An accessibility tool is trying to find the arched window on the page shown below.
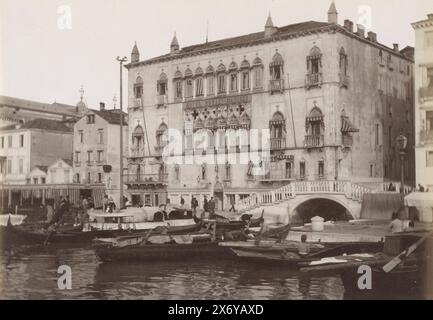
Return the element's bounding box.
[132,125,144,150]
[252,56,263,89]
[173,70,183,100]
[157,72,168,95]
[270,52,284,80]
[195,67,204,97]
[228,61,238,93]
[269,111,286,150]
[206,65,215,96]
[156,122,168,149]
[134,76,143,98]
[240,59,250,91]
[184,67,193,98]
[339,47,347,76]
[306,46,322,88]
[305,105,324,148]
[217,63,226,94]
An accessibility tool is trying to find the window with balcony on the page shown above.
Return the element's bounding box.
[252,56,263,90]
[270,111,286,150]
[305,106,324,148]
[306,46,322,88]
[270,52,284,93]
[134,76,143,98]
[341,112,359,147]
[131,125,144,156]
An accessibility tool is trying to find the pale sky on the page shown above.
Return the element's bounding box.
[1,0,432,109]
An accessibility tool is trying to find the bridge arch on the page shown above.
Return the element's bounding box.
[288,194,356,224]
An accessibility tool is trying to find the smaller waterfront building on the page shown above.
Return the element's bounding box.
[0,118,74,185]
[72,102,128,207]
[27,159,74,185]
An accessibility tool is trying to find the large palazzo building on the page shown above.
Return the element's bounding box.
[124,3,415,213]
[412,14,433,190]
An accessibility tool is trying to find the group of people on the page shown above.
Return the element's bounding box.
[45,196,72,227]
[389,210,415,234]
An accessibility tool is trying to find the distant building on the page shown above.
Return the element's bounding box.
[0,95,86,128]
[124,2,415,212]
[26,159,73,185]
[412,13,433,189]
[72,102,128,205]
[0,118,73,185]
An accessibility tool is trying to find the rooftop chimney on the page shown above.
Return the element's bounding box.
[356,24,365,38]
[343,19,353,32]
[99,102,105,111]
[367,31,377,42]
[393,43,399,52]
[428,13,433,20]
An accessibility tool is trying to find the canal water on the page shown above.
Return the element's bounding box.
[0,245,345,300]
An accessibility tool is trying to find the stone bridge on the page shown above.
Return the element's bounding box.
[236,180,412,224]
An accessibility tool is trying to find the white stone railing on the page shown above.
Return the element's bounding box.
[236,180,378,213]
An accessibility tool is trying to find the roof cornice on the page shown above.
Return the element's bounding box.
[126,23,413,70]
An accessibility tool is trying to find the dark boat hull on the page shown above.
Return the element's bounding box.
[94,241,228,262]
[230,242,384,267]
[1,222,203,247]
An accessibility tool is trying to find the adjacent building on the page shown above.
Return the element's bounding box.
[27,159,74,185]
[72,102,128,205]
[124,3,415,212]
[0,95,86,128]
[412,14,433,190]
[0,118,73,185]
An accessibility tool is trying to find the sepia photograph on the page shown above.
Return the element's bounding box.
[0,0,433,303]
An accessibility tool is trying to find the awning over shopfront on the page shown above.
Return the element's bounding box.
[405,192,433,222]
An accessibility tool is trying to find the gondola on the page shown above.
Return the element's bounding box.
[228,241,384,266]
[192,212,264,231]
[299,231,433,299]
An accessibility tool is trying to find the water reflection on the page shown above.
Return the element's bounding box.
[0,246,344,300]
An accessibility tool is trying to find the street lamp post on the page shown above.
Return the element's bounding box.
[396,131,408,205]
[116,56,127,210]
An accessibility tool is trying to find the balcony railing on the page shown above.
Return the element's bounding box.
[420,130,433,144]
[125,173,168,184]
[270,138,286,150]
[304,135,324,148]
[306,73,322,89]
[156,94,168,106]
[339,73,349,88]
[342,134,353,147]
[269,79,284,94]
[129,147,145,158]
[419,86,433,100]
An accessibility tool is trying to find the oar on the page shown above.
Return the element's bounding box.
[382,230,433,273]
